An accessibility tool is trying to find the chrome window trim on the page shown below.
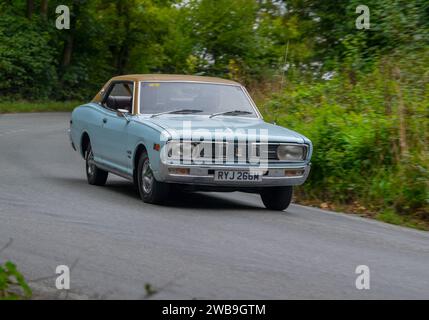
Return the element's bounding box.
[241,85,263,119]
[137,80,262,119]
[100,80,136,114]
[131,80,136,114]
[135,80,140,116]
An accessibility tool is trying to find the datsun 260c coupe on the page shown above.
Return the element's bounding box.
[69,75,312,210]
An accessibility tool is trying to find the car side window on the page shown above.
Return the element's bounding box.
[103,82,134,113]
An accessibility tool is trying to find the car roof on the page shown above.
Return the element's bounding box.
[111,74,240,85]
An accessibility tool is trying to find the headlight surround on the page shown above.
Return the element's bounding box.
[167,141,183,159]
[167,141,201,160]
[276,144,306,161]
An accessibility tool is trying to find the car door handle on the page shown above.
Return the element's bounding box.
[102,118,107,124]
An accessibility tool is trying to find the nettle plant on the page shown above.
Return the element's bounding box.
[0,261,32,300]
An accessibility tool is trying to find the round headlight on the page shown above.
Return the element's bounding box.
[168,141,200,160]
[277,145,305,161]
[167,142,183,159]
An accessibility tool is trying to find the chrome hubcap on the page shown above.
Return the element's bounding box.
[87,149,95,176]
[142,159,154,194]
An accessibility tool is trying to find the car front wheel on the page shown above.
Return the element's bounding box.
[137,152,169,204]
[85,143,108,186]
[260,186,293,211]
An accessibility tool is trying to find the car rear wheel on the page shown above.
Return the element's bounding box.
[85,143,108,186]
[260,186,293,211]
[137,152,169,204]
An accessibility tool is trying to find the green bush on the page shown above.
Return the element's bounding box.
[0,15,57,100]
[263,51,429,225]
[0,261,32,300]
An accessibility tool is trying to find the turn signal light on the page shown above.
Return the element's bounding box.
[168,168,190,175]
[284,169,305,177]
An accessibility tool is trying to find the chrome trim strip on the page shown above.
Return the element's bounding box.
[169,174,213,178]
[159,164,311,187]
[242,85,263,119]
[130,80,135,115]
[137,81,140,114]
[164,164,307,170]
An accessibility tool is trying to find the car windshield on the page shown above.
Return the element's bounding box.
[139,82,257,117]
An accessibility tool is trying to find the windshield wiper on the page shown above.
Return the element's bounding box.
[209,110,252,118]
[151,109,203,118]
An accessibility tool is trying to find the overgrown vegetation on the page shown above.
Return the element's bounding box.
[262,51,429,229]
[0,0,428,228]
[0,101,79,113]
[0,261,32,300]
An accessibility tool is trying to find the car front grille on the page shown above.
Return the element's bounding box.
[179,141,307,164]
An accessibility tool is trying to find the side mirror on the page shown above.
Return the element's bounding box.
[117,108,129,116]
[117,109,131,122]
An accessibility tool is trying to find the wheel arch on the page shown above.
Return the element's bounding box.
[80,131,90,159]
[133,143,148,184]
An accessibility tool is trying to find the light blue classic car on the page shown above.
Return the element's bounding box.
[69,74,312,210]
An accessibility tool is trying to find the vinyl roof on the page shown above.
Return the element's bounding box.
[111,74,240,85]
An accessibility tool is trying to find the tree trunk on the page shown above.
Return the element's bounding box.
[26,0,34,19]
[61,2,80,68]
[41,0,49,20]
[62,35,74,67]
[113,0,130,75]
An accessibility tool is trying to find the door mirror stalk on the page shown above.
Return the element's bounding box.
[117,109,131,122]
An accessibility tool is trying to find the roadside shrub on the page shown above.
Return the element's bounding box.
[0,261,32,300]
[262,52,429,223]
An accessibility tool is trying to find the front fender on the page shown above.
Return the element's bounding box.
[129,121,168,181]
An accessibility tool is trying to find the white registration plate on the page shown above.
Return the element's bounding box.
[214,170,262,182]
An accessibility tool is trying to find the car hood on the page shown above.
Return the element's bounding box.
[136,115,307,143]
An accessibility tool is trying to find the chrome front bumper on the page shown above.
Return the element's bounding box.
[157,163,311,187]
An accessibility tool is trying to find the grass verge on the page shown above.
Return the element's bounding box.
[295,196,429,231]
[0,101,80,114]
[0,261,32,300]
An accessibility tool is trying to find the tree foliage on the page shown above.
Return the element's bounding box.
[1,0,426,99]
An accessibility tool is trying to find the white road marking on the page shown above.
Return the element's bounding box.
[0,129,27,137]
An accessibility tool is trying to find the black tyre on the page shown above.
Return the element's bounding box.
[137,151,169,204]
[260,186,293,211]
[85,143,108,186]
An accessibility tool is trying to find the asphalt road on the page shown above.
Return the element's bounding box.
[0,112,428,299]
